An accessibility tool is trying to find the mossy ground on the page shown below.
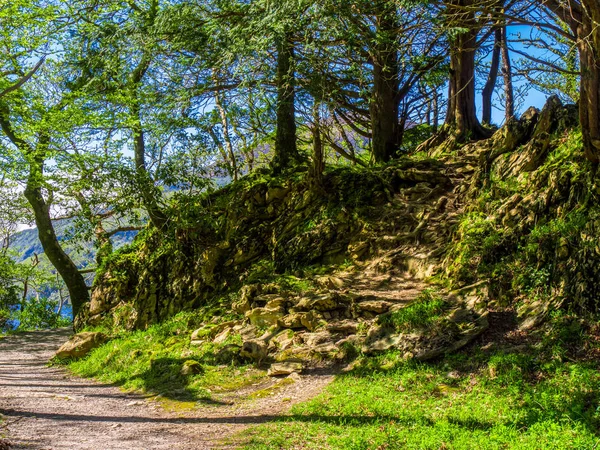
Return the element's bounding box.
[63,311,267,404]
[236,313,600,450]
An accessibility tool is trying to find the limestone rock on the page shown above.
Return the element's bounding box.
[358,300,391,314]
[266,185,291,203]
[240,339,268,362]
[54,332,108,360]
[180,360,203,376]
[245,307,284,328]
[215,344,242,364]
[267,360,304,377]
[191,321,237,342]
[312,343,338,355]
[213,327,233,344]
[316,276,346,289]
[303,331,333,348]
[269,329,295,352]
[264,296,288,310]
[232,298,252,314]
[363,333,404,354]
[327,320,358,334]
[296,293,345,312]
[300,311,323,331]
[278,313,304,329]
[278,311,322,331]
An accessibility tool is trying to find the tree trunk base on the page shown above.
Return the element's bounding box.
[416,124,492,157]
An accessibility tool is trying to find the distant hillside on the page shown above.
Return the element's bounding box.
[10,220,138,267]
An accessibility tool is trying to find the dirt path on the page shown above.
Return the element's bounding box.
[0,329,333,450]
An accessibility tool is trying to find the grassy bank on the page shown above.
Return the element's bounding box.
[238,313,600,450]
[63,311,267,405]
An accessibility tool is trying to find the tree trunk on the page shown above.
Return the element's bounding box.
[577,6,600,163]
[272,32,300,173]
[433,92,439,132]
[544,0,600,163]
[132,100,168,230]
[24,154,89,317]
[482,28,501,125]
[213,74,238,181]
[0,104,90,318]
[310,105,325,188]
[500,25,514,122]
[444,0,487,141]
[371,5,400,163]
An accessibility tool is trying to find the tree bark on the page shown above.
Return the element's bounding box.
[213,75,238,181]
[310,105,325,188]
[132,100,168,230]
[0,104,90,317]
[24,154,90,317]
[577,4,600,163]
[544,0,600,163]
[500,25,514,122]
[272,32,300,173]
[433,92,440,132]
[444,0,487,141]
[482,28,501,125]
[371,4,400,163]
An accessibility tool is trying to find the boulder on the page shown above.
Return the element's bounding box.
[358,300,391,314]
[180,360,203,376]
[267,360,304,377]
[278,311,324,331]
[245,307,284,328]
[54,332,108,360]
[240,339,268,362]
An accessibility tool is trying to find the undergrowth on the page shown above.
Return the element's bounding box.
[238,313,600,450]
[446,129,600,311]
[63,310,265,404]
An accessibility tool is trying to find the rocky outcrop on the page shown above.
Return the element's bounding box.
[186,278,489,369]
[79,158,456,331]
[444,96,599,325]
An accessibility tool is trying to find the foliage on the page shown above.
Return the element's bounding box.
[446,129,600,310]
[14,297,70,330]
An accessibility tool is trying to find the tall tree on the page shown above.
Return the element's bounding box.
[443,0,488,141]
[542,0,600,164]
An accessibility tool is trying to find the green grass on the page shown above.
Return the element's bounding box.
[238,337,600,450]
[62,311,266,404]
[378,290,449,330]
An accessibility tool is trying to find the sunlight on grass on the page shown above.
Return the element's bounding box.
[239,347,600,450]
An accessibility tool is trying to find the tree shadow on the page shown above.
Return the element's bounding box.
[127,357,232,405]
